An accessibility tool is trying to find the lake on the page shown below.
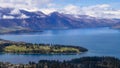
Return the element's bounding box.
[0,28,120,64]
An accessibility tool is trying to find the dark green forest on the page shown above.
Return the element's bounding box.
[0,56,120,68]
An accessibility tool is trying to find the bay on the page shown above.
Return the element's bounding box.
[0,28,120,64]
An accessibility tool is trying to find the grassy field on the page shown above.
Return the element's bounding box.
[0,39,87,54]
[4,45,81,54]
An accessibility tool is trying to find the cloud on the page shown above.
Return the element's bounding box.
[81,4,111,17]
[61,4,120,19]
[62,4,80,14]
[0,0,120,19]
[81,4,120,19]
[0,0,52,10]
[47,3,57,7]
[0,0,58,14]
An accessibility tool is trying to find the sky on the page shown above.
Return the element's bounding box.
[0,0,120,18]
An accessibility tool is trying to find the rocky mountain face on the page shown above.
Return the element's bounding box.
[0,7,120,33]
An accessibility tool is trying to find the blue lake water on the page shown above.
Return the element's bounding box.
[0,28,120,64]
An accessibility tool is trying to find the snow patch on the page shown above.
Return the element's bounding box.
[3,15,15,19]
[10,9,21,14]
[20,14,29,18]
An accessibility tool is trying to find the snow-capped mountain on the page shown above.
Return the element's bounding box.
[0,7,46,19]
[0,7,120,33]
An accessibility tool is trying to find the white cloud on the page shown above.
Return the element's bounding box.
[0,0,120,19]
[62,4,80,14]
[80,4,111,17]
[0,0,52,10]
[61,4,120,19]
[47,3,56,7]
[81,4,120,19]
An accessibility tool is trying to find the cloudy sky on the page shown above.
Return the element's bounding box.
[0,0,120,18]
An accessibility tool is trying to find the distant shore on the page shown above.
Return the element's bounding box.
[0,30,43,35]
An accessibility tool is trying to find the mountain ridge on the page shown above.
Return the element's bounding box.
[0,7,120,33]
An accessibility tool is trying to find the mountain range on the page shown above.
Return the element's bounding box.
[0,7,120,33]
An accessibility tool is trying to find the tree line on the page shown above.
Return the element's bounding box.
[0,56,120,68]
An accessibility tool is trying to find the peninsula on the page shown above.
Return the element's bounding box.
[0,39,88,54]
